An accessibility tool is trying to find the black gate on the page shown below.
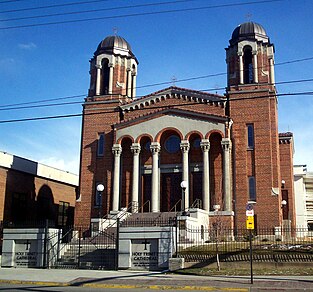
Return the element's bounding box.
[50,222,119,270]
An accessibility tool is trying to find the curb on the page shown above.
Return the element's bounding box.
[0,279,249,291]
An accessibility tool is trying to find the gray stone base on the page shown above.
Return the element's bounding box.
[169,257,184,271]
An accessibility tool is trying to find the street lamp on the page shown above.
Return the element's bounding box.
[180,180,188,216]
[97,183,104,217]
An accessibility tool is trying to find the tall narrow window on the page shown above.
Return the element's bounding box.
[247,124,254,149]
[248,176,256,201]
[101,59,110,95]
[243,46,253,84]
[58,201,69,227]
[97,133,105,156]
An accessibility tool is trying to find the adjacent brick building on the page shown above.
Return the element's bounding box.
[75,22,295,231]
[0,151,78,227]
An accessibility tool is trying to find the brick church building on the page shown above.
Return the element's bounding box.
[75,22,295,231]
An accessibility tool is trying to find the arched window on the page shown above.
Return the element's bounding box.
[101,58,110,94]
[243,46,253,84]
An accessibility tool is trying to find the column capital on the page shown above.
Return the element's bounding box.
[112,144,122,156]
[95,64,102,69]
[200,139,210,152]
[180,140,190,153]
[252,50,258,55]
[131,143,141,155]
[150,142,161,154]
[109,63,114,68]
[221,138,232,151]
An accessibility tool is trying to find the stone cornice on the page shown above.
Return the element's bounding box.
[113,108,228,130]
[120,86,226,112]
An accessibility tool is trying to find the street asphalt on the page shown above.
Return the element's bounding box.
[0,267,312,291]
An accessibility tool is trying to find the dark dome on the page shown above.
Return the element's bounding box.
[230,22,269,44]
[95,35,133,55]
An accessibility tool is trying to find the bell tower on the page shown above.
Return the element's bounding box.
[226,21,275,88]
[226,22,283,229]
[88,35,138,99]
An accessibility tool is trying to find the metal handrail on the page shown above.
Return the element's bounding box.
[190,198,202,209]
[139,200,151,213]
[169,199,182,213]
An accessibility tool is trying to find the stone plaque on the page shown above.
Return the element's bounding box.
[14,239,38,268]
[131,239,158,270]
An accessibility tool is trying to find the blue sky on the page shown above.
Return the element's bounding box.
[0,0,312,174]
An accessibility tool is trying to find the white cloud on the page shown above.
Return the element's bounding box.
[0,58,15,67]
[39,156,79,174]
[18,42,37,50]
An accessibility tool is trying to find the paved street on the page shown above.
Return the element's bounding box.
[0,267,312,291]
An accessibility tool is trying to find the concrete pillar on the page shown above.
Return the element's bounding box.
[132,73,137,98]
[238,53,244,84]
[131,143,141,213]
[108,64,114,94]
[269,58,275,85]
[150,142,161,212]
[96,65,101,95]
[221,138,232,211]
[253,51,258,83]
[112,144,122,212]
[200,139,210,212]
[180,140,190,210]
[127,69,132,97]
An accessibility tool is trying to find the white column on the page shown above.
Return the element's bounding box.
[112,144,122,212]
[221,138,232,211]
[180,140,190,210]
[200,139,210,212]
[96,65,102,95]
[238,53,244,84]
[132,73,137,98]
[108,64,114,94]
[253,51,258,83]
[127,69,132,97]
[131,143,141,213]
[150,142,161,212]
[269,58,275,85]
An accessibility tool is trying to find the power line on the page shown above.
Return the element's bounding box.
[1,74,313,111]
[1,0,200,22]
[0,94,85,109]
[0,0,111,14]
[0,0,283,30]
[0,90,312,124]
[0,0,26,3]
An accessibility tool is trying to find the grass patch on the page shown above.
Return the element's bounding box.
[174,266,313,276]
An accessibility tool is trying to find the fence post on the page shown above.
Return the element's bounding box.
[57,229,61,260]
[115,218,120,270]
[78,227,81,268]
[43,219,49,269]
[175,216,178,258]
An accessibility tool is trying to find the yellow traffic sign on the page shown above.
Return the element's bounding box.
[246,216,254,230]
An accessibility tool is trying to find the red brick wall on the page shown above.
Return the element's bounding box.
[279,137,295,228]
[0,168,7,221]
[0,167,76,224]
[229,89,281,229]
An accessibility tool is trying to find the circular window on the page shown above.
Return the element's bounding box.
[192,138,201,148]
[165,135,180,153]
[144,141,151,151]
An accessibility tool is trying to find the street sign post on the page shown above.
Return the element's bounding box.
[246,203,255,285]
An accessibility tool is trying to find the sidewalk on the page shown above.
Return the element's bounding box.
[0,267,312,291]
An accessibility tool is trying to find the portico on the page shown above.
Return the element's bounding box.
[111,107,232,214]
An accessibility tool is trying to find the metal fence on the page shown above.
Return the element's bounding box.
[177,226,313,263]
